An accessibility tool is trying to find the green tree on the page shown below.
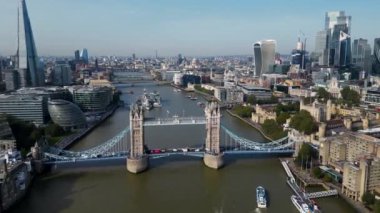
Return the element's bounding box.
[276,112,290,125]
[340,87,361,107]
[362,191,376,206]
[247,95,257,105]
[232,105,254,118]
[262,119,287,140]
[316,87,330,102]
[312,167,323,178]
[45,123,65,137]
[374,200,380,213]
[295,143,316,167]
[323,174,332,182]
[289,110,317,135]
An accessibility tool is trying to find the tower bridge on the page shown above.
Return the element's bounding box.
[38,102,295,174]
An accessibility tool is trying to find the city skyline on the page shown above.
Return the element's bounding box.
[0,0,379,57]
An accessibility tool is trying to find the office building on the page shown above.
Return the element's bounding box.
[315,30,329,65]
[52,61,72,86]
[322,11,352,67]
[80,49,89,64]
[71,86,113,112]
[16,0,44,87]
[48,100,86,130]
[13,87,72,101]
[352,38,372,72]
[338,31,352,67]
[291,39,308,69]
[74,50,80,62]
[373,38,380,75]
[3,70,20,91]
[342,157,380,202]
[0,94,48,125]
[253,40,276,77]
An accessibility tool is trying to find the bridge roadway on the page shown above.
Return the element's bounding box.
[143,117,206,126]
[43,149,294,166]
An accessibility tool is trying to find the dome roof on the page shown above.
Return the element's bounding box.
[48,100,86,128]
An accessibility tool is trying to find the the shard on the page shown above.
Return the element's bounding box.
[16,0,44,87]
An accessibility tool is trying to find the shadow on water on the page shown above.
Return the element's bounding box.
[8,172,83,213]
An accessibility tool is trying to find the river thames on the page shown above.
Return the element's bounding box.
[10,84,356,213]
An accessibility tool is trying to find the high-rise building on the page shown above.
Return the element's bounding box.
[80,48,89,64]
[3,70,20,91]
[373,38,380,75]
[16,0,44,87]
[52,61,72,86]
[352,38,372,72]
[291,38,309,69]
[253,40,276,77]
[315,30,329,65]
[74,50,80,62]
[338,31,352,67]
[322,11,352,67]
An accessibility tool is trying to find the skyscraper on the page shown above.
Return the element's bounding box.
[74,50,80,62]
[323,11,352,67]
[253,40,276,77]
[339,31,351,67]
[52,61,72,86]
[352,38,372,71]
[16,0,44,87]
[315,30,329,65]
[373,38,380,75]
[80,48,89,64]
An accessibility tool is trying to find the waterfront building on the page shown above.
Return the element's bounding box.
[352,38,372,72]
[16,0,44,87]
[12,87,72,101]
[48,100,86,130]
[0,94,48,125]
[0,115,16,152]
[251,104,276,124]
[225,88,244,104]
[373,38,380,76]
[52,61,72,86]
[253,40,276,77]
[214,87,226,102]
[342,157,380,202]
[237,84,272,101]
[71,86,113,112]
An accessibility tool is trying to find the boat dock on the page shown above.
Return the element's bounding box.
[281,161,338,199]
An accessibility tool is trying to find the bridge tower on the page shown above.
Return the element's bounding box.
[203,102,224,169]
[126,105,148,173]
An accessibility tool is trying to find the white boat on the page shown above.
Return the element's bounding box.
[291,195,311,213]
[256,186,267,208]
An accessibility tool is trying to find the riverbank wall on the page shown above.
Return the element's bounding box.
[56,104,119,150]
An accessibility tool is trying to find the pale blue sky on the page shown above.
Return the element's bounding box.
[0,0,378,57]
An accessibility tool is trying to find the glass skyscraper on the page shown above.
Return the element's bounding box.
[323,11,352,67]
[253,40,276,77]
[352,38,372,72]
[373,38,380,75]
[16,0,44,87]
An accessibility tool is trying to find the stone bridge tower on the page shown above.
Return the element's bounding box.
[203,102,224,169]
[127,105,148,173]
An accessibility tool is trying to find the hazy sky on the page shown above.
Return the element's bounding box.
[0,0,378,57]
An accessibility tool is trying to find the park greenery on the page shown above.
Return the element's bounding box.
[339,86,361,107]
[6,115,69,151]
[232,105,254,118]
[316,87,331,102]
[194,85,214,95]
[362,191,376,206]
[261,119,287,140]
[295,143,318,168]
[289,110,318,135]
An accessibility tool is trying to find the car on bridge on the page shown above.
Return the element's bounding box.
[151,149,161,154]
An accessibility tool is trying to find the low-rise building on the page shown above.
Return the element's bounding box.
[251,104,276,124]
[70,86,113,112]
